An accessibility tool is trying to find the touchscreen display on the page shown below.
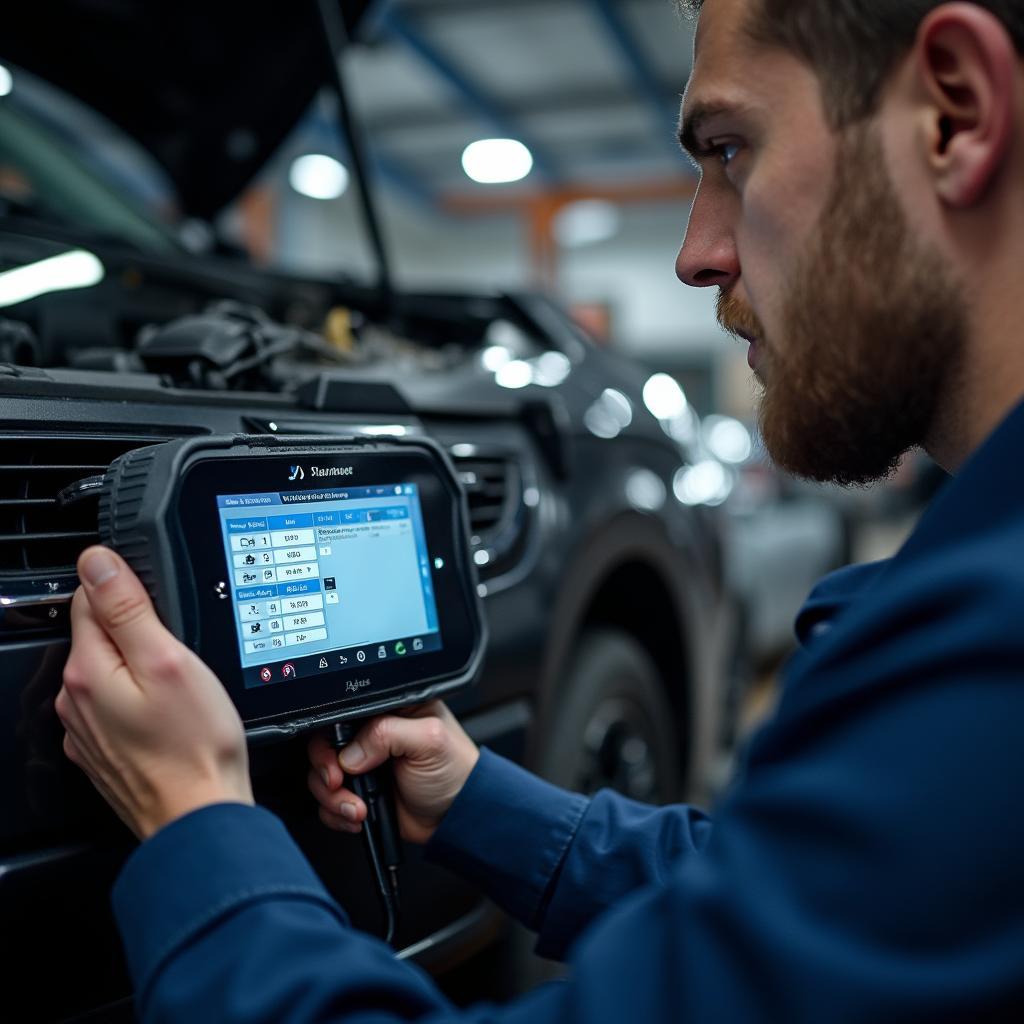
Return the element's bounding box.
[217,482,442,689]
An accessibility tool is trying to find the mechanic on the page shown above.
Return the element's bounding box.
[55,0,1024,1020]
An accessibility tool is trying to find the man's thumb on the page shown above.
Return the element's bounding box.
[77,546,171,672]
[339,715,437,774]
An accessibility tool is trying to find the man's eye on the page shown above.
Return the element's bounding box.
[716,142,741,167]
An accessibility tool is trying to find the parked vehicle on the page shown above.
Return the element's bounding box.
[0,3,728,1020]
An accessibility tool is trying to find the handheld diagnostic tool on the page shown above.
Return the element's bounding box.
[96,435,485,741]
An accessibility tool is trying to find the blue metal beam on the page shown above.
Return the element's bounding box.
[372,153,441,214]
[376,4,559,182]
[587,0,684,160]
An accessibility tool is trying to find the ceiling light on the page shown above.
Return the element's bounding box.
[0,249,104,308]
[289,154,349,200]
[462,139,533,184]
[553,200,621,248]
[0,65,11,98]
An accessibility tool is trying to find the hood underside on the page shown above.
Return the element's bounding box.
[1,0,372,219]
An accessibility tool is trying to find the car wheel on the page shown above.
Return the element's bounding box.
[539,627,682,804]
[499,628,683,995]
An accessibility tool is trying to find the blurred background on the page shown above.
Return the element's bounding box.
[0,0,953,1013]
[0,0,951,782]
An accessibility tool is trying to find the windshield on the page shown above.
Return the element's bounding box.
[0,69,182,254]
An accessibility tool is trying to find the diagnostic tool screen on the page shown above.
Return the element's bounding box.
[217,483,442,689]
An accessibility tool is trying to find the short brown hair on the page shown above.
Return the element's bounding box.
[679,1,1024,126]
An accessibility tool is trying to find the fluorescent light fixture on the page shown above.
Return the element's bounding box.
[289,154,349,200]
[643,373,688,421]
[462,139,533,184]
[0,249,104,308]
[0,65,12,98]
[553,200,621,248]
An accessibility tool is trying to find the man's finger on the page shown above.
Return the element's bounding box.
[307,732,344,790]
[307,768,366,820]
[76,546,174,676]
[338,714,446,774]
[68,586,128,682]
[56,684,108,773]
[318,805,362,834]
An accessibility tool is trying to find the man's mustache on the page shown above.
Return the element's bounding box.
[717,292,764,344]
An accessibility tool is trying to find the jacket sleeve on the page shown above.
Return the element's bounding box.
[114,642,1024,1024]
[422,747,714,959]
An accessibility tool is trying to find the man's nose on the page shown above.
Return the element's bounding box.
[675,187,740,289]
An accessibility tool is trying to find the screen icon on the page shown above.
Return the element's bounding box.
[356,650,366,663]
[394,641,407,656]
[281,662,296,679]
[377,645,387,659]
[324,577,337,591]
[318,657,329,669]
[259,666,273,683]
[412,638,423,652]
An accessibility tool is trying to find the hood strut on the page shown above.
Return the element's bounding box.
[315,0,394,319]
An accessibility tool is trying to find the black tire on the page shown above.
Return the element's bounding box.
[538,627,682,804]
[501,628,683,994]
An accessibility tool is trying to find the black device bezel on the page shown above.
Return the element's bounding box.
[176,448,479,728]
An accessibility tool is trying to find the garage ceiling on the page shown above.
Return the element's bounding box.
[343,0,697,205]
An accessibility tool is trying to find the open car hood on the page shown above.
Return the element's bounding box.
[1,0,373,219]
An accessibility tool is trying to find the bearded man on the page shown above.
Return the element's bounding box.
[57,2,1024,1021]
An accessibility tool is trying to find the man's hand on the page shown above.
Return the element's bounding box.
[56,546,253,840]
[307,702,479,844]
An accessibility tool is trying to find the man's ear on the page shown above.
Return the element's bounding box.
[914,2,1018,207]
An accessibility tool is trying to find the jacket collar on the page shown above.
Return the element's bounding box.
[887,393,1024,565]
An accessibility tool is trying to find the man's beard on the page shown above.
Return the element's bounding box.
[720,127,966,485]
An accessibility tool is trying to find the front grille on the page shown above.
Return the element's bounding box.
[0,435,166,577]
[448,448,528,579]
[454,454,517,539]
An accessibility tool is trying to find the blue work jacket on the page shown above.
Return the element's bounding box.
[113,399,1024,1022]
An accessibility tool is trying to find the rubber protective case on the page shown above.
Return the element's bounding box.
[96,434,486,740]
